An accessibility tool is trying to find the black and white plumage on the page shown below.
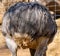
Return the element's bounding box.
[2,2,57,56]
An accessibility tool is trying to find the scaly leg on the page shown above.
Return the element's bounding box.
[34,37,49,56]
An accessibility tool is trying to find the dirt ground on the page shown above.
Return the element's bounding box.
[0,47,31,56]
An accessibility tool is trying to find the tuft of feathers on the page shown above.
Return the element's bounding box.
[2,2,57,40]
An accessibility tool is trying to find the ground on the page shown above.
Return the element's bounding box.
[0,48,31,56]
